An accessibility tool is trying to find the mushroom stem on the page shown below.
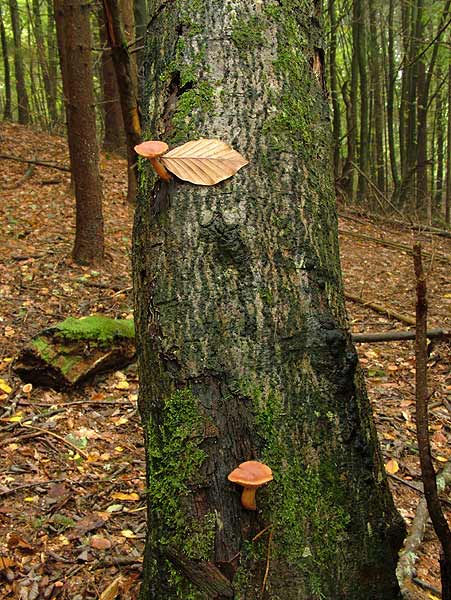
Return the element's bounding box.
[149,157,171,181]
[241,487,257,511]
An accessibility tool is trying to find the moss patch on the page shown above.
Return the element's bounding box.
[54,316,134,344]
[231,16,267,56]
[146,389,215,559]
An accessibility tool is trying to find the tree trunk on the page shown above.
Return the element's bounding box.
[327,0,340,182]
[101,0,141,204]
[0,5,12,120]
[46,0,58,125]
[416,59,428,216]
[342,1,359,202]
[435,87,444,214]
[446,63,451,224]
[32,0,53,128]
[368,0,385,196]
[387,0,399,193]
[8,0,30,124]
[55,0,104,265]
[356,0,369,203]
[133,2,405,599]
[98,8,125,153]
[133,0,146,74]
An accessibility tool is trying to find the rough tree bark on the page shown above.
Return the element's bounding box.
[55,0,104,265]
[134,2,405,599]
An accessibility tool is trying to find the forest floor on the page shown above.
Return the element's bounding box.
[0,122,450,599]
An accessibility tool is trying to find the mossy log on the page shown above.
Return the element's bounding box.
[14,316,135,388]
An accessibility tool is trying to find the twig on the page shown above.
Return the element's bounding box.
[261,529,273,595]
[339,228,451,265]
[352,328,450,343]
[20,424,89,459]
[413,243,451,599]
[413,577,442,596]
[90,555,143,569]
[0,477,69,497]
[226,525,273,564]
[0,154,70,172]
[396,460,451,595]
[345,292,416,326]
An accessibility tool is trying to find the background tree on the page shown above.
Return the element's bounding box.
[55,0,104,265]
[133,1,405,598]
[0,4,12,120]
[8,0,30,124]
[102,0,141,203]
[98,6,125,153]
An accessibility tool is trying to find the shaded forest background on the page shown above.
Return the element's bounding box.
[0,0,450,225]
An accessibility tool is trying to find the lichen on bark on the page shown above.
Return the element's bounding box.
[134,1,405,598]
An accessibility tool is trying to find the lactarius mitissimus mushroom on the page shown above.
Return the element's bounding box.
[228,460,273,510]
[134,140,171,181]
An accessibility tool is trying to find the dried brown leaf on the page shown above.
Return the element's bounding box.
[161,138,248,185]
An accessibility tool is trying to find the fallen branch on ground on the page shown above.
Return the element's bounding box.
[352,328,450,343]
[339,229,451,265]
[345,292,416,326]
[339,210,451,240]
[0,154,70,172]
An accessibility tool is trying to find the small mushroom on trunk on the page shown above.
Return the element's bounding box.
[134,140,171,181]
[228,460,273,510]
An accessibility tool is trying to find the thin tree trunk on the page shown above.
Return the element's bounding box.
[133,0,146,75]
[415,0,451,216]
[416,59,428,216]
[134,2,405,598]
[0,5,12,120]
[446,62,451,224]
[32,0,53,128]
[387,0,399,193]
[46,0,58,125]
[355,0,368,203]
[55,0,104,265]
[98,8,125,153]
[101,0,141,204]
[344,0,359,202]
[328,0,340,182]
[8,0,30,124]
[368,0,385,196]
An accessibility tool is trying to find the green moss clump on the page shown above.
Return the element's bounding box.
[231,16,267,55]
[171,82,214,144]
[261,2,327,161]
[31,337,53,361]
[54,316,135,343]
[146,389,216,559]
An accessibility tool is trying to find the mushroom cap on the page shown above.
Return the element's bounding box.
[134,140,169,158]
[227,460,273,488]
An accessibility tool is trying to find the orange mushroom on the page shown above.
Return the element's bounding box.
[134,140,171,181]
[227,460,273,510]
